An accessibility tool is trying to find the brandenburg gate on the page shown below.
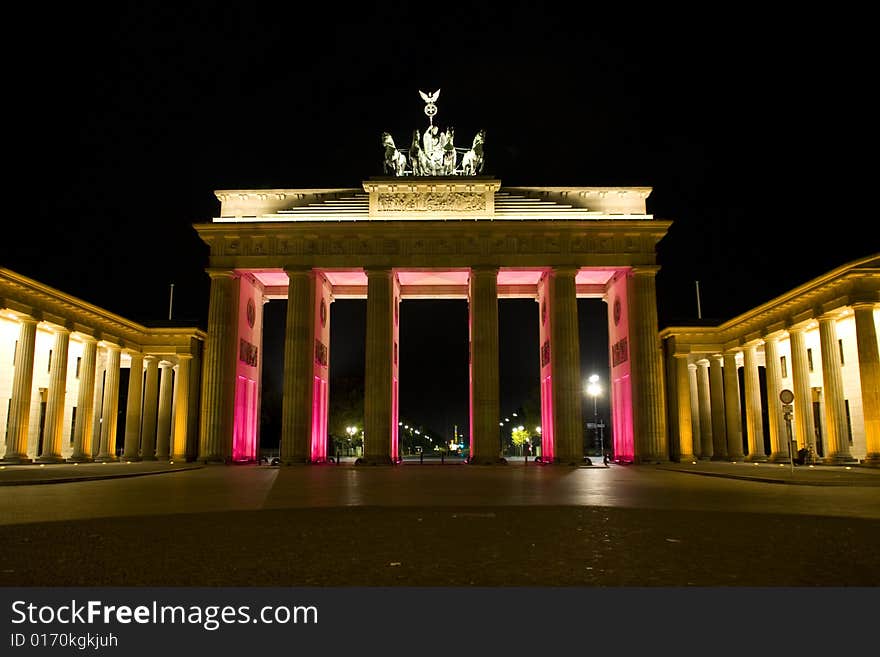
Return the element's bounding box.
[194,91,670,466]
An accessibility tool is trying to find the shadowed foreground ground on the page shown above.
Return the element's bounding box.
[2,505,878,587]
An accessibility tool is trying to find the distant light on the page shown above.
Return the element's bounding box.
[499,422,503,427]
[505,418,510,422]
[0,466,5,470]
[126,460,131,464]
[170,460,174,464]
[845,466,852,470]
[398,422,403,426]
[779,464,785,467]
[731,461,737,464]
[512,413,517,417]
[73,463,78,466]
[754,463,759,466]
[809,465,815,468]
[691,461,696,464]
[535,427,541,434]
[40,464,45,467]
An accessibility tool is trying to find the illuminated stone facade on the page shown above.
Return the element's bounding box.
[661,255,880,465]
[0,270,205,463]
[195,179,669,464]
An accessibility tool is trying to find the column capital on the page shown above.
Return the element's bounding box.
[143,354,159,363]
[75,333,98,344]
[696,358,710,367]
[687,362,697,371]
[710,353,724,363]
[851,301,878,312]
[123,348,143,357]
[762,330,786,343]
[550,265,580,277]
[101,342,121,353]
[158,359,174,369]
[818,311,841,323]
[175,353,194,362]
[206,268,238,280]
[364,266,393,277]
[283,265,314,276]
[631,265,661,277]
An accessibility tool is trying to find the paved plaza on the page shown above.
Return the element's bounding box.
[0,461,878,586]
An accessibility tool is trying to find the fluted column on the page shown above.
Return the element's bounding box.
[763,335,789,462]
[139,356,159,460]
[723,351,744,459]
[469,266,501,464]
[2,316,38,462]
[363,268,394,464]
[198,269,239,463]
[788,326,816,457]
[853,303,880,465]
[675,356,695,461]
[38,327,70,462]
[96,345,121,461]
[709,355,727,460]
[687,363,701,457]
[550,266,584,464]
[155,360,174,460]
[281,267,316,464]
[743,343,766,460]
[121,352,144,461]
[171,355,192,462]
[627,268,667,462]
[696,359,713,459]
[70,336,97,461]
[89,357,106,459]
[818,314,853,462]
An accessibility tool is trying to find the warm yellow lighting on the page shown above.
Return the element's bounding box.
[732,461,737,464]
[39,464,45,467]
[845,466,852,470]
[754,463,759,466]
[691,461,696,464]
[779,464,785,467]
[809,465,815,468]
[1,466,5,470]
[73,463,78,466]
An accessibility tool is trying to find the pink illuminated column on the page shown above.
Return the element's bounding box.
[391,276,400,462]
[468,266,501,464]
[363,267,395,464]
[549,266,583,464]
[2,316,37,463]
[281,267,317,464]
[232,274,265,462]
[309,274,333,462]
[626,267,667,462]
[606,271,634,462]
[536,272,554,462]
[199,269,240,463]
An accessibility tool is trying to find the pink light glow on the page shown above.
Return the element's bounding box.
[612,374,634,462]
[233,376,257,461]
[311,376,329,462]
[392,376,399,461]
[541,374,554,461]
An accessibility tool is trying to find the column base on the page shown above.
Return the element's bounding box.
[678,454,697,463]
[822,453,859,465]
[67,455,93,463]
[727,453,745,462]
[768,451,792,463]
[35,455,65,464]
[169,455,187,464]
[0,456,33,464]
[94,455,117,463]
[745,453,767,462]
[356,455,395,465]
[710,454,728,461]
[140,455,158,461]
[861,454,880,467]
[121,455,142,463]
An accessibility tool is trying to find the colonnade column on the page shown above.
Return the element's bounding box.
[743,342,766,460]
[763,335,789,462]
[818,313,853,463]
[199,270,240,463]
[155,361,173,460]
[2,316,38,462]
[687,363,700,457]
[89,357,105,459]
[709,355,727,460]
[171,355,191,462]
[550,266,583,464]
[675,356,696,462]
[853,303,880,465]
[70,336,97,462]
[281,267,316,464]
[96,345,121,462]
[696,359,713,459]
[627,267,667,462]
[139,356,159,460]
[723,351,744,460]
[122,352,144,461]
[363,267,395,464]
[469,266,501,464]
[38,327,70,462]
[788,326,816,457]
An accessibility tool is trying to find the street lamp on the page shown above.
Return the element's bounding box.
[586,374,603,458]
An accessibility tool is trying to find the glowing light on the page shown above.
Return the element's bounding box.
[170,460,174,464]
[691,461,696,464]
[535,426,541,434]
[39,464,45,467]
[845,466,852,470]
[499,422,503,427]
[809,465,815,468]
[754,463,759,466]
[779,464,785,467]
[512,413,517,417]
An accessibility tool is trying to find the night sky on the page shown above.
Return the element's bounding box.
[7,4,871,442]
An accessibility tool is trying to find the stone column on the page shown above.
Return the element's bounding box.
[627,268,667,462]
[818,314,853,463]
[709,355,727,460]
[121,352,144,461]
[38,327,70,462]
[96,345,121,461]
[70,336,97,462]
[2,316,38,462]
[723,351,744,460]
[363,267,394,464]
[171,355,191,462]
[469,266,501,464]
[763,335,789,462]
[853,303,880,465]
[281,267,316,464]
[139,356,159,460]
[788,326,816,456]
[696,358,713,459]
[550,266,584,464]
[687,363,701,457]
[198,269,239,463]
[675,356,696,462]
[155,360,174,460]
[743,342,766,460]
[89,356,106,459]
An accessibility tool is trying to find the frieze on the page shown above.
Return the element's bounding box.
[377,192,486,213]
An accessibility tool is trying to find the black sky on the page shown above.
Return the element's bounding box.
[7,3,873,440]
